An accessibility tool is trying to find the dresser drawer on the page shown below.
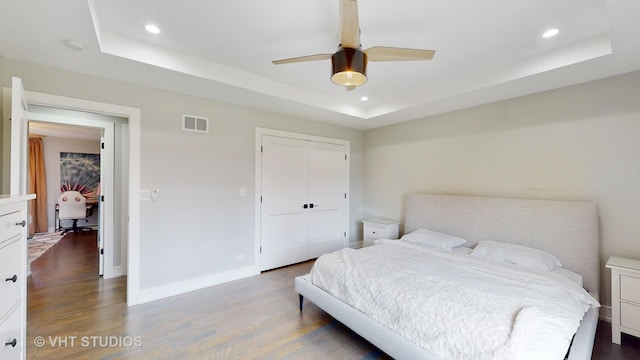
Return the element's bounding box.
[0,237,22,317]
[0,303,22,360]
[621,302,640,332]
[0,211,25,245]
[621,275,640,304]
[364,224,386,240]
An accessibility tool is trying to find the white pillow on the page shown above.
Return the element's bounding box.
[400,228,467,251]
[470,240,562,271]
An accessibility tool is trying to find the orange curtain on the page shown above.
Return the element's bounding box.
[28,137,48,236]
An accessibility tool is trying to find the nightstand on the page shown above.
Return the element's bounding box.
[606,256,640,344]
[362,219,399,247]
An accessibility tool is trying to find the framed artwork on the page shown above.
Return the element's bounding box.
[60,152,100,201]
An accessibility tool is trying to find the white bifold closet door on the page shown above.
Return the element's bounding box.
[260,134,348,271]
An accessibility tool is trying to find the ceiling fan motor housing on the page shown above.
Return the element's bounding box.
[331,45,368,87]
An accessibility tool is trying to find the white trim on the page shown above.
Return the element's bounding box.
[22,89,142,306]
[111,265,124,278]
[137,267,259,304]
[254,127,350,272]
[254,130,262,273]
[256,127,352,146]
[10,78,27,196]
[128,105,141,305]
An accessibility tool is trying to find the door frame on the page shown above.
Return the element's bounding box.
[254,127,350,272]
[9,84,143,306]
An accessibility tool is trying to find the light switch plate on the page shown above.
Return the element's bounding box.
[140,189,152,201]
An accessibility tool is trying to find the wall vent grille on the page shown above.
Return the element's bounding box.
[182,114,209,133]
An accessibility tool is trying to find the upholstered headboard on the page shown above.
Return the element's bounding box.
[404,193,600,294]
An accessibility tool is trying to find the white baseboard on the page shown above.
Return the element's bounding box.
[103,265,125,279]
[599,305,612,322]
[136,266,259,305]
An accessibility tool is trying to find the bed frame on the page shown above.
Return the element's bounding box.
[295,193,600,360]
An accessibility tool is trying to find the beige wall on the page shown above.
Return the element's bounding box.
[364,70,640,306]
[1,59,365,290]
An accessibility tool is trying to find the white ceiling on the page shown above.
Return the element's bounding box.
[1,0,639,130]
[29,121,101,141]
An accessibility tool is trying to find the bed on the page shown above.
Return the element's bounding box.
[295,193,600,360]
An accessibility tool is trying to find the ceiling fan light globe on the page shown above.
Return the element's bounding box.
[331,71,367,87]
[331,46,368,87]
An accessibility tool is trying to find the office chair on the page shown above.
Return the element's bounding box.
[57,190,89,234]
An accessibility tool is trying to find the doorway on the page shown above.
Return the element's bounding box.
[25,107,120,278]
[28,120,105,275]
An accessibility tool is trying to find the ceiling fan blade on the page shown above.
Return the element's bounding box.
[364,46,436,61]
[339,0,360,48]
[272,53,333,65]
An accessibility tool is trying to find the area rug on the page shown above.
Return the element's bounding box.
[28,232,65,264]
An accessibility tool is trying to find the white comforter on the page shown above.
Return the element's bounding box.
[309,240,599,360]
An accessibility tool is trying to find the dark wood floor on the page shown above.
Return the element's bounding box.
[27,231,640,359]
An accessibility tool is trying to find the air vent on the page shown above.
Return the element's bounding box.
[182,114,209,133]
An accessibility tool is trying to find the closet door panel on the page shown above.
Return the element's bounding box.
[260,136,308,270]
[306,142,347,257]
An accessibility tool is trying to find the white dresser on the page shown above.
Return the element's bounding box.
[0,195,33,360]
[606,256,640,344]
[362,219,400,247]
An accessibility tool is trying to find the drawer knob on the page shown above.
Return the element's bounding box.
[5,274,17,283]
[5,338,17,348]
[16,220,26,227]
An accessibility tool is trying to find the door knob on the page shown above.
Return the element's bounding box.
[5,338,17,348]
[16,220,26,227]
[5,274,17,283]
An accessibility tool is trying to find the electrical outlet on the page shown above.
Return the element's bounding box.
[235,254,245,262]
[150,188,159,201]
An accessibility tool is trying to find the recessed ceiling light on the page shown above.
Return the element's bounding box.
[542,28,559,38]
[145,24,160,34]
[360,96,369,102]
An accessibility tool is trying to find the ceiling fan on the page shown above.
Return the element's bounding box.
[272,0,436,90]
